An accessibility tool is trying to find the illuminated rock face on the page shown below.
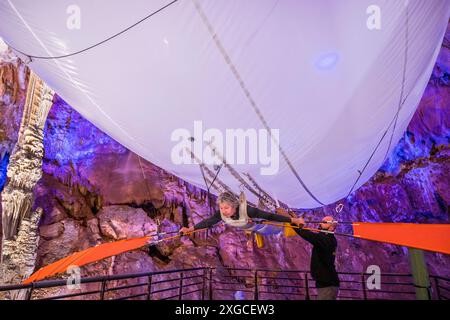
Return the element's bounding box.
[0,53,27,191]
[0,24,449,299]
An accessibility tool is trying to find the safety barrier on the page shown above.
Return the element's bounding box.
[0,267,448,300]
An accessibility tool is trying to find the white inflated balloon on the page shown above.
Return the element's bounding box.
[0,0,448,208]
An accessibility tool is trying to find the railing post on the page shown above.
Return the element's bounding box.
[254,270,258,300]
[100,280,107,300]
[178,272,184,300]
[201,269,206,301]
[209,268,213,300]
[304,272,310,300]
[25,283,35,300]
[147,275,153,300]
[361,273,367,300]
[408,248,431,300]
[434,277,441,300]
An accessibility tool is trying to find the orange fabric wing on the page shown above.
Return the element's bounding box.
[352,223,450,255]
[23,236,151,284]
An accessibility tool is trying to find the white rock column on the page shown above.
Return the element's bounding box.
[0,70,54,297]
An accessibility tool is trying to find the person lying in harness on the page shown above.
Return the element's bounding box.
[179,191,303,235]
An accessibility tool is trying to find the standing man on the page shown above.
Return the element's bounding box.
[294,216,340,300]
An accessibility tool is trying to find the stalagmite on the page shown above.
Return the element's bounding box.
[0,70,54,298]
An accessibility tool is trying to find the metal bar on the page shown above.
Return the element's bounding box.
[304,273,310,300]
[105,282,148,293]
[114,293,148,301]
[377,282,415,286]
[258,291,306,296]
[339,288,367,292]
[100,280,107,300]
[219,275,254,280]
[180,281,204,289]
[209,268,213,300]
[432,277,439,300]
[214,267,414,276]
[254,270,258,300]
[147,275,152,300]
[151,274,203,285]
[212,288,254,293]
[151,277,183,285]
[361,273,367,300]
[257,275,304,281]
[161,294,179,301]
[430,275,450,282]
[338,280,366,284]
[211,280,255,286]
[148,281,202,295]
[437,285,450,292]
[151,286,184,295]
[0,284,31,292]
[177,274,204,281]
[212,266,307,272]
[180,288,202,297]
[368,273,413,277]
[202,269,206,300]
[37,290,102,300]
[258,283,305,289]
[26,283,34,300]
[178,272,184,300]
[161,288,203,300]
[366,290,416,294]
[338,296,361,300]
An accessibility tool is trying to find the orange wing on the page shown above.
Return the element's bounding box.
[23,236,151,284]
[353,223,450,255]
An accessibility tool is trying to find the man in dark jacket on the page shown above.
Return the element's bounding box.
[295,216,340,300]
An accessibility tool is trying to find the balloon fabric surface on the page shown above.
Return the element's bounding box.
[1,0,449,208]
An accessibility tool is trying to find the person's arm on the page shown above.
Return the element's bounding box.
[193,211,222,230]
[247,206,292,223]
[294,228,333,248]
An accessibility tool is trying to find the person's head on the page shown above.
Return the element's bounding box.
[319,216,337,231]
[217,192,239,217]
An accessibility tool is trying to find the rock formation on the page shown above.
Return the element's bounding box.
[0,56,54,298]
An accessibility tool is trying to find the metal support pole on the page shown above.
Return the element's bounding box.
[201,269,206,300]
[434,277,441,300]
[209,268,213,300]
[25,284,34,300]
[147,275,152,300]
[304,272,310,300]
[254,270,258,300]
[408,248,431,300]
[100,280,107,300]
[361,273,367,300]
[178,272,184,300]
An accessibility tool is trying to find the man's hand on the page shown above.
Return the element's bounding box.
[276,207,288,216]
[180,226,194,235]
[291,217,305,228]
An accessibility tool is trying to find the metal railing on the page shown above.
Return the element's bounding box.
[0,267,448,300]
